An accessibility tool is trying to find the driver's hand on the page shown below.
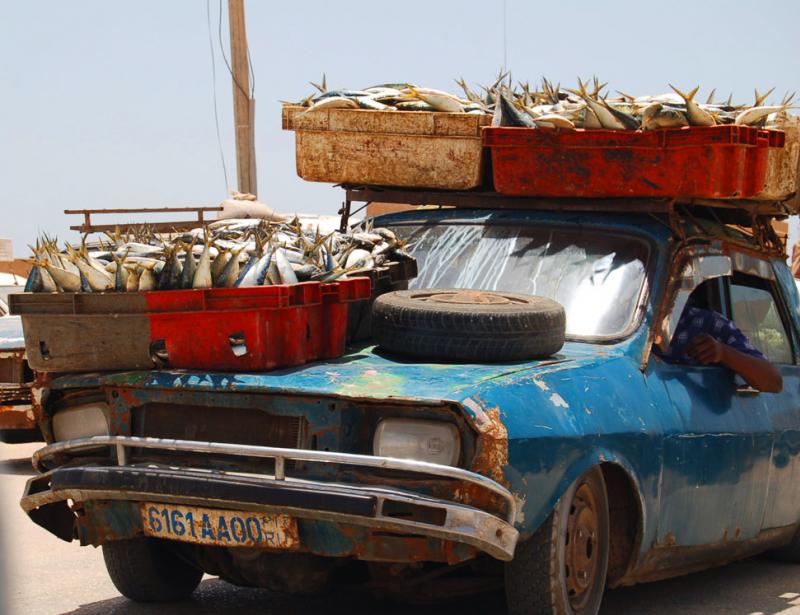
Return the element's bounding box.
[686,334,725,365]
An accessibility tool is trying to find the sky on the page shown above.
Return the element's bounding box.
[1,0,799,256]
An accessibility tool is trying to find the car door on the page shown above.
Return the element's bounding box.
[729,261,800,531]
[649,250,773,546]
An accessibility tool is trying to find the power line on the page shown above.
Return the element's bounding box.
[206,0,230,191]
[217,0,252,99]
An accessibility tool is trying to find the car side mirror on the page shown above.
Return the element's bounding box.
[655,254,733,353]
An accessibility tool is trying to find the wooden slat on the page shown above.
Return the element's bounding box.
[346,188,675,213]
[64,207,221,215]
[69,220,214,234]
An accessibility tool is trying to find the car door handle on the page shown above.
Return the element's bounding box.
[735,386,760,396]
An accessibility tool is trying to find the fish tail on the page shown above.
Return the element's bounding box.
[669,83,688,102]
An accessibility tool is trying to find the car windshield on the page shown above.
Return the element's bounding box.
[388,222,649,339]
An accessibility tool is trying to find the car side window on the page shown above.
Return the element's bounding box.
[730,275,793,364]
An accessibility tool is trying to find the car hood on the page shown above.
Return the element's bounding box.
[50,341,620,405]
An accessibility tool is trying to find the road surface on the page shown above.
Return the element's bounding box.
[2,441,800,615]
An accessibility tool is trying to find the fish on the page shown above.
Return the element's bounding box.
[210,248,231,283]
[355,97,392,111]
[455,77,481,103]
[113,251,129,291]
[735,104,790,126]
[599,98,640,130]
[253,251,274,286]
[395,101,435,112]
[158,246,182,290]
[274,248,298,284]
[193,234,213,289]
[125,265,141,292]
[292,263,318,281]
[139,264,157,291]
[582,107,602,129]
[25,205,408,295]
[180,243,196,289]
[408,87,465,113]
[24,266,43,293]
[496,92,536,127]
[71,256,114,291]
[567,79,629,130]
[754,87,776,107]
[43,260,81,292]
[532,114,576,130]
[669,84,716,126]
[642,103,689,130]
[304,96,359,112]
[217,247,246,288]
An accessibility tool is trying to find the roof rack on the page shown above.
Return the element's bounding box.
[339,186,793,231]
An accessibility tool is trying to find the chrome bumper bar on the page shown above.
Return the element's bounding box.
[26,436,520,561]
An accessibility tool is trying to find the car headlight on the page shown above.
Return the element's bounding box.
[373,418,460,466]
[52,402,110,441]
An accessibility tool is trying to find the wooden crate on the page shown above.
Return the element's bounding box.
[282,106,491,190]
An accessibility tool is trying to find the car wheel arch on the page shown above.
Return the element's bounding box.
[512,450,646,588]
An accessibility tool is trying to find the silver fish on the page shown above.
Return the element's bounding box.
[669,84,715,126]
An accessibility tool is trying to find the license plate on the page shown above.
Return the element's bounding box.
[140,503,299,549]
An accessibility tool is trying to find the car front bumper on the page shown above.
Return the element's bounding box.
[21,435,519,562]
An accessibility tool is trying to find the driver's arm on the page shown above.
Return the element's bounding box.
[686,334,783,393]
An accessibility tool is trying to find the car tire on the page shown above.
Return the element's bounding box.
[103,537,203,602]
[505,467,609,615]
[372,288,566,362]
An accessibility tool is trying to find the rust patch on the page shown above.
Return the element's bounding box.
[0,404,36,429]
[470,407,509,486]
[338,524,477,564]
[31,372,52,424]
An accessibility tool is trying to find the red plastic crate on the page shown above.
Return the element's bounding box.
[309,277,372,361]
[483,126,786,198]
[143,278,371,372]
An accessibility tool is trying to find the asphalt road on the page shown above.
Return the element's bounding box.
[2,441,800,615]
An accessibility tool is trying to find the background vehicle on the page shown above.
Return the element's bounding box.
[0,277,39,444]
[19,205,800,614]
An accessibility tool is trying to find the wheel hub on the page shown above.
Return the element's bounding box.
[564,483,600,611]
[415,290,525,305]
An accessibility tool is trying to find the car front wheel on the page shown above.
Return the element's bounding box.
[102,537,203,602]
[505,466,610,615]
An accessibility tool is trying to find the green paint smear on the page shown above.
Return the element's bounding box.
[336,370,407,397]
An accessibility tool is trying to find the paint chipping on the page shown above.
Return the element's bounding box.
[549,392,569,408]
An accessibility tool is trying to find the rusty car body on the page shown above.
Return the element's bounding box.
[18,206,800,599]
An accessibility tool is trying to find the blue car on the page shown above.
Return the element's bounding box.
[21,207,800,614]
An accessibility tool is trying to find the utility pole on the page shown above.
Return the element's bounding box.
[228,0,257,196]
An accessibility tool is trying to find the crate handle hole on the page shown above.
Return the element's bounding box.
[229,332,248,357]
[39,341,51,361]
[149,339,169,367]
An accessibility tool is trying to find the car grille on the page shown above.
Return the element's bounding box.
[131,403,306,449]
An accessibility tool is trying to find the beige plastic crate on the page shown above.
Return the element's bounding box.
[758,116,800,204]
[282,106,491,190]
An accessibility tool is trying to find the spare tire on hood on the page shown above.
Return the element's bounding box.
[371,288,565,362]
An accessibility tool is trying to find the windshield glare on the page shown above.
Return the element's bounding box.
[390,222,649,338]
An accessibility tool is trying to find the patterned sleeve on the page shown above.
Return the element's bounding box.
[712,313,768,360]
